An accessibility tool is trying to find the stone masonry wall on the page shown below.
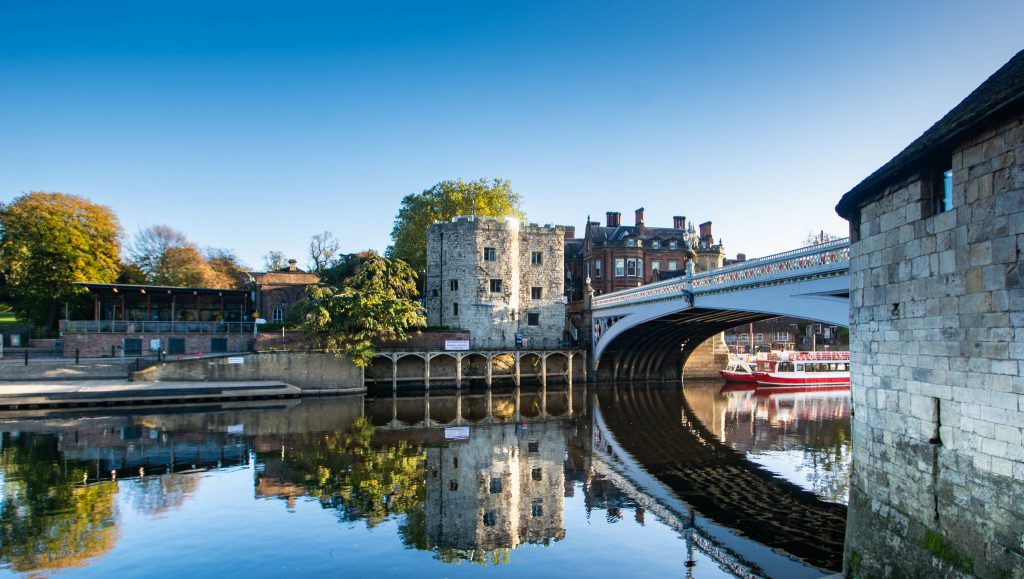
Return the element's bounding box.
[844,113,1024,577]
[426,217,565,350]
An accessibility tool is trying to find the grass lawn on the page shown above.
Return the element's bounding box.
[0,309,20,328]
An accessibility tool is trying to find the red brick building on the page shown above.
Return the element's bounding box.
[564,208,726,301]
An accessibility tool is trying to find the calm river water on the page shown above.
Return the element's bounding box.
[0,380,850,578]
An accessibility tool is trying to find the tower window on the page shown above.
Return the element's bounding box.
[490,279,502,293]
[483,247,496,261]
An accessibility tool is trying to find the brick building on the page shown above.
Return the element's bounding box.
[835,50,1024,577]
[245,259,319,324]
[424,216,566,349]
[564,209,725,301]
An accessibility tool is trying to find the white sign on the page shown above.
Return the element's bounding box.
[255,318,267,325]
[149,339,161,351]
[445,427,470,441]
[444,340,470,351]
[227,356,245,364]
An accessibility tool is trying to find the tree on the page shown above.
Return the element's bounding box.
[308,231,339,274]
[0,192,122,331]
[293,252,424,366]
[263,250,287,271]
[387,178,524,276]
[127,225,214,288]
[803,230,843,246]
[204,247,246,289]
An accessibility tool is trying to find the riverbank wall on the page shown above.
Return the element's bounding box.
[133,351,363,393]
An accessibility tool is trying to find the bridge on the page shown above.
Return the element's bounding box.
[589,238,850,380]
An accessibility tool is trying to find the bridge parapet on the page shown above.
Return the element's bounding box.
[690,238,849,292]
[592,238,849,310]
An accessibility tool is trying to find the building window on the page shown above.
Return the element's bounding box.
[483,511,496,526]
[449,279,458,291]
[483,247,496,261]
[272,308,284,323]
[651,260,661,272]
[527,313,540,326]
[490,477,503,494]
[532,468,542,481]
[532,499,543,517]
[531,251,543,265]
[453,457,459,468]
[627,239,635,247]
[490,279,502,293]
[594,260,601,278]
[774,332,790,342]
[669,241,677,250]
[452,302,459,316]
[622,258,641,278]
[755,333,764,344]
[668,260,678,271]
[449,480,458,491]
[528,442,539,453]
[652,240,660,249]
[531,287,542,300]
[615,258,625,277]
[932,166,954,214]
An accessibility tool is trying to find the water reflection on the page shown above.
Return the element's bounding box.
[0,385,849,578]
[684,379,852,503]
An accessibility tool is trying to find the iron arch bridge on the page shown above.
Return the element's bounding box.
[590,238,850,380]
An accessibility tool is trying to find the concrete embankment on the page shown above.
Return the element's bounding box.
[133,351,364,394]
[0,380,301,410]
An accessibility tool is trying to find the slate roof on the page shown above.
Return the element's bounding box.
[836,49,1024,218]
[585,224,695,244]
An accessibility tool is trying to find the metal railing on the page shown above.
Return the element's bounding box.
[61,320,255,334]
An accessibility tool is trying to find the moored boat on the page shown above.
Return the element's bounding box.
[752,350,850,387]
[719,353,760,383]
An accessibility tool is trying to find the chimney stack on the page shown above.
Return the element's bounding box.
[736,253,747,261]
[634,207,644,226]
[287,259,298,272]
[699,221,712,240]
[606,211,621,227]
[564,226,576,239]
[673,216,686,229]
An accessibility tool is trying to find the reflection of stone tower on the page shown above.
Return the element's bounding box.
[424,421,566,556]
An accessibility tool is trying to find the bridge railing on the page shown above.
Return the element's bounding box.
[690,237,849,291]
[592,238,849,309]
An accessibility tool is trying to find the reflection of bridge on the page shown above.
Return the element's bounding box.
[590,239,850,379]
[592,384,846,574]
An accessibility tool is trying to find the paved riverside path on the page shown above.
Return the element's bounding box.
[0,379,302,409]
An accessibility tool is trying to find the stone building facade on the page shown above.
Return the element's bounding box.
[425,217,566,350]
[835,50,1024,577]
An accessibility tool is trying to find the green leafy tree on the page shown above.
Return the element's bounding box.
[387,178,524,277]
[293,252,424,366]
[0,192,122,331]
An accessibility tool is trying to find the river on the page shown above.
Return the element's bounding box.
[0,380,851,578]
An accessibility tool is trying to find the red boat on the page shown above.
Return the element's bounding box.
[751,350,850,387]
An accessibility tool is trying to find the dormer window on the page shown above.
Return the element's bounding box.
[669,241,677,250]
[652,240,660,249]
[627,239,635,247]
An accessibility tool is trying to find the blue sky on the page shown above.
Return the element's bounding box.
[2,1,1022,269]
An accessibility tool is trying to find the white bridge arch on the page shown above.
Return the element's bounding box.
[589,238,850,379]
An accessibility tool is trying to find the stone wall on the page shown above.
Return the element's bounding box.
[844,113,1024,577]
[425,217,566,350]
[682,333,730,379]
[133,351,363,391]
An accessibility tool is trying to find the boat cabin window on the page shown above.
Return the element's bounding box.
[778,362,794,372]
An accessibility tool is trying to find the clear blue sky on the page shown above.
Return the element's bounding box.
[2,1,1021,269]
